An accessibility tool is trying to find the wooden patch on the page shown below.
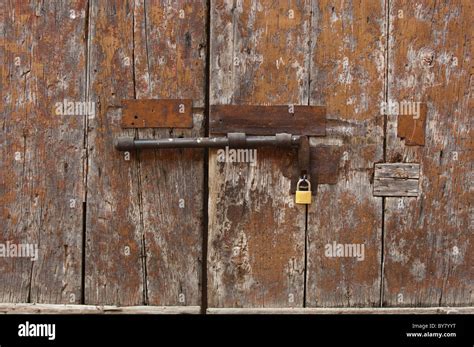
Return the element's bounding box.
[373,164,420,197]
[121,99,193,128]
[210,105,326,136]
[397,103,427,146]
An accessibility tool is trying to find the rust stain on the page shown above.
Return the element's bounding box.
[397,103,427,146]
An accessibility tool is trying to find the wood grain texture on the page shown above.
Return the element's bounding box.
[208,0,312,308]
[306,0,385,306]
[374,163,420,197]
[287,145,343,194]
[85,0,144,305]
[207,306,474,314]
[1,0,86,303]
[132,0,206,306]
[0,304,200,314]
[373,178,419,197]
[86,0,205,307]
[383,0,473,306]
[375,163,420,179]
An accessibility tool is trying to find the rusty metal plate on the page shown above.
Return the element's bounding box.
[397,103,427,146]
[121,99,193,128]
[210,105,326,136]
[289,145,343,194]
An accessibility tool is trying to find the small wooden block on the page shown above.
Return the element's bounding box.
[373,163,420,197]
[121,99,193,128]
[210,105,326,136]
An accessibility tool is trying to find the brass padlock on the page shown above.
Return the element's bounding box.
[295,178,312,205]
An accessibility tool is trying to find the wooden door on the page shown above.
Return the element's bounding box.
[1,0,472,312]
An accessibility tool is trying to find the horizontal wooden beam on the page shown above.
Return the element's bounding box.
[0,304,201,315]
[2,304,471,315]
[207,307,474,315]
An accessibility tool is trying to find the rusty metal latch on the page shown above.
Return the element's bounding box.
[115,133,315,195]
[115,100,343,195]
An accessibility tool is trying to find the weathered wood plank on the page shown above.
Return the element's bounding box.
[373,178,419,197]
[208,0,311,308]
[0,304,200,314]
[132,0,206,306]
[207,307,474,314]
[210,105,326,135]
[1,0,86,303]
[85,0,144,305]
[397,103,427,146]
[374,163,420,196]
[287,145,344,194]
[121,99,193,128]
[306,0,385,306]
[383,0,473,306]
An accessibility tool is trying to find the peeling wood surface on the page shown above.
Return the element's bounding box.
[305,0,385,307]
[1,1,86,304]
[207,0,311,308]
[383,0,473,306]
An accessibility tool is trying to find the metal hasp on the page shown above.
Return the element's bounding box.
[115,102,341,194]
[115,133,315,194]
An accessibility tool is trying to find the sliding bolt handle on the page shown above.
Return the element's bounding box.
[115,137,135,151]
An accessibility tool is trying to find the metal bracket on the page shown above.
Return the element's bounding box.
[121,99,193,128]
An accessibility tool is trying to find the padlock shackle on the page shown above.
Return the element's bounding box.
[296,178,311,191]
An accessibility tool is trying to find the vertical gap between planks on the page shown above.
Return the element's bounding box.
[132,0,148,305]
[303,0,315,308]
[379,0,391,308]
[81,0,92,305]
[303,205,308,307]
[201,0,212,315]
